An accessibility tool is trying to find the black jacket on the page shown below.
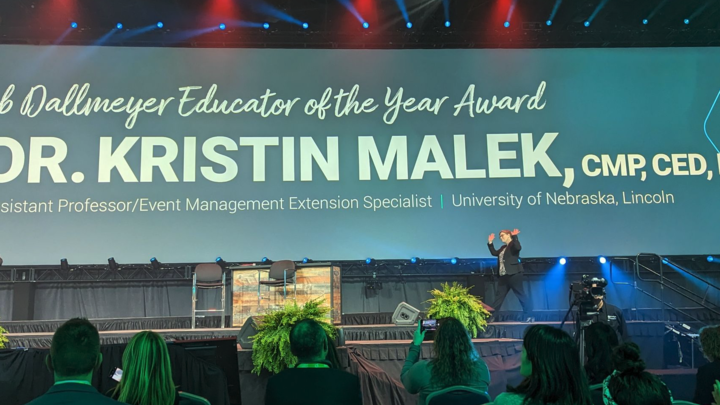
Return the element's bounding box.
[25,383,125,405]
[488,235,524,275]
[265,368,362,405]
[694,360,720,405]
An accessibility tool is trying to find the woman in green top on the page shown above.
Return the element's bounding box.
[401,317,490,405]
[490,325,593,405]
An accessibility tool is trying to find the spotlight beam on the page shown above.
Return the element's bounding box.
[645,0,671,22]
[548,0,563,23]
[689,0,714,20]
[393,0,410,23]
[337,0,367,26]
[586,0,610,26]
[505,0,519,25]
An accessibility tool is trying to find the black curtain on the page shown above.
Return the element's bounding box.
[0,344,230,405]
[0,284,12,321]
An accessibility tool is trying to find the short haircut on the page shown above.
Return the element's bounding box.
[499,230,512,236]
[290,319,327,360]
[50,318,100,377]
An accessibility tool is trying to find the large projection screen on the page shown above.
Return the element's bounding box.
[0,46,718,265]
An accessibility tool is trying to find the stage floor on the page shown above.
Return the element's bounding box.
[5,318,663,348]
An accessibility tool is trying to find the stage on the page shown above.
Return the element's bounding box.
[0,314,699,405]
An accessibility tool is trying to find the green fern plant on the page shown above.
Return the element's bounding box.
[0,320,9,349]
[251,298,335,375]
[425,282,491,338]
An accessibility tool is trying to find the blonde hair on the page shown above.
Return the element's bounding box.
[114,331,176,405]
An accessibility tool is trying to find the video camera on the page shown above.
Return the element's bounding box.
[570,275,608,318]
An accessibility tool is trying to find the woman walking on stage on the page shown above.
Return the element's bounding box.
[488,229,534,323]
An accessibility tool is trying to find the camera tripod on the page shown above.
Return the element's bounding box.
[560,299,599,366]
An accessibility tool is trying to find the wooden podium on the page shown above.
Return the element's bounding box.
[231,263,341,327]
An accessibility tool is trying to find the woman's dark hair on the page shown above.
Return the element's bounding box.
[700,325,720,361]
[584,322,620,384]
[509,325,593,405]
[429,317,481,389]
[608,343,672,405]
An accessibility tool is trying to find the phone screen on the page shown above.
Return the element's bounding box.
[421,319,438,332]
[110,368,123,382]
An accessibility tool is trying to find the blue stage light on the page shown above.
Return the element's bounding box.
[263,23,270,29]
[684,19,690,25]
[363,22,369,29]
[445,21,451,28]
[662,257,669,264]
[215,257,223,263]
[116,23,123,30]
[157,22,164,29]
[302,257,310,264]
[450,257,458,265]
[366,258,374,265]
[546,20,552,26]
[219,23,226,30]
[302,22,309,29]
[410,257,418,264]
[584,21,590,27]
[599,256,607,264]
[261,257,269,263]
[406,22,413,29]
[642,19,648,25]
[504,21,510,28]
[71,22,78,29]
[559,257,567,265]
[709,256,715,263]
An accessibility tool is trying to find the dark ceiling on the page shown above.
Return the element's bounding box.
[0,0,719,48]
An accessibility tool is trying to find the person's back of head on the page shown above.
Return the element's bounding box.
[49,318,101,380]
[606,343,672,405]
[429,317,480,389]
[290,319,329,363]
[510,324,592,405]
[114,331,176,405]
[585,322,620,384]
[700,325,720,362]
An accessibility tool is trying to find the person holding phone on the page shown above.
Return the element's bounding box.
[401,317,490,405]
[488,229,534,323]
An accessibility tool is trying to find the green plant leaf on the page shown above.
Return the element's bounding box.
[425,282,491,338]
[250,298,335,375]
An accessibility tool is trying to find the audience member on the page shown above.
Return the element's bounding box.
[26,318,124,405]
[401,317,490,405]
[112,330,206,405]
[584,322,620,405]
[603,342,672,405]
[695,325,720,405]
[585,322,620,385]
[265,319,361,405]
[490,324,593,405]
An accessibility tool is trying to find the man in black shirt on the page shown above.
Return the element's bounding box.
[265,319,362,405]
[576,287,629,344]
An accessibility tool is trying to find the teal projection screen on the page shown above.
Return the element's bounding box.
[0,46,718,265]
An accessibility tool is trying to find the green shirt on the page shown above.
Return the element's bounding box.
[400,344,491,405]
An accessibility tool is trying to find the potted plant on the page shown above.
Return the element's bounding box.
[0,321,9,349]
[425,282,491,338]
[251,298,336,375]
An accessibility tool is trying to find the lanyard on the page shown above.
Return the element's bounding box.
[55,380,92,386]
[296,363,330,368]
